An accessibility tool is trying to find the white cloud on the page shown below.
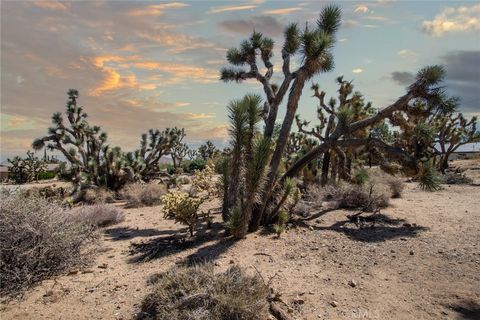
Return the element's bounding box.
[354,5,369,14]
[398,49,417,60]
[422,4,480,36]
[352,68,363,74]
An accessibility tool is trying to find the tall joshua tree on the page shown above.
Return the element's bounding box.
[221,5,452,233]
[221,5,342,230]
[434,111,479,172]
[223,94,273,239]
[33,89,112,189]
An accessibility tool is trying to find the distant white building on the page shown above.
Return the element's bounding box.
[437,142,480,161]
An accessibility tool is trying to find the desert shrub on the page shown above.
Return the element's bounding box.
[161,191,203,236]
[136,263,269,320]
[418,161,443,191]
[83,187,115,204]
[121,183,167,207]
[0,191,95,295]
[21,185,71,204]
[183,158,206,173]
[321,182,389,211]
[273,211,289,238]
[72,204,125,228]
[442,171,473,185]
[37,171,56,180]
[224,206,243,238]
[370,169,405,198]
[353,167,369,185]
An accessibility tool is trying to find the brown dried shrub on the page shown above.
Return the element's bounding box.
[120,183,167,208]
[82,187,115,204]
[136,263,269,320]
[71,204,125,228]
[0,190,96,296]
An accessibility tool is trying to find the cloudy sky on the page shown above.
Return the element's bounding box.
[1,0,479,160]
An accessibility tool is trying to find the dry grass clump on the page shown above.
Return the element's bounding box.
[83,187,115,204]
[442,171,473,185]
[121,183,167,207]
[370,169,405,198]
[71,204,125,228]
[136,263,270,320]
[0,191,96,296]
[320,183,390,211]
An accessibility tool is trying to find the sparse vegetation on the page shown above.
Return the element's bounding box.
[319,183,390,211]
[82,187,116,204]
[71,204,125,228]
[161,190,203,236]
[442,171,473,185]
[136,263,269,320]
[121,183,167,207]
[0,190,96,295]
[418,161,443,191]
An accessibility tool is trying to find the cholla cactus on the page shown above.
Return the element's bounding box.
[192,164,218,199]
[161,191,203,236]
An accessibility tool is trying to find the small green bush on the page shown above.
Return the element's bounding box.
[419,161,443,191]
[37,171,56,180]
[136,263,269,320]
[353,168,369,186]
[273,211,289,238]
[188,158,206,172]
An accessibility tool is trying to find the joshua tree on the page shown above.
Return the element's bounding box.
[433,111,479,172]
[33,89,114,190]
[223,94,276,238]
[198,140,218,161]
[7,150,46,183]
[126,127,185,180]
[221,5,453,233]
[221,5,342,230]
[33,90,185,192]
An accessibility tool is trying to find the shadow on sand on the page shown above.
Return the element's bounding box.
[294,213,428,242]
[127,222,235,263]
[104,227,185,241]
[448,300,480,320]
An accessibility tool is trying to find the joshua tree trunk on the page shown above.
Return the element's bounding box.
[251,72,307,231]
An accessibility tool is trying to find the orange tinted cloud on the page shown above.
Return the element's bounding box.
[129,2,189,16]
[263,8,301,15]
[32,1,69,11]
[209,5,256,14]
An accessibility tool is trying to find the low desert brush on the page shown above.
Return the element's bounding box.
[121,183,167,207]
[71,204,125,228]
[136,263,269,320]
[82,187,115,204]
[0,190,96,295]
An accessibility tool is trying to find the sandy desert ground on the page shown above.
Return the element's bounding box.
[1,160,479,320]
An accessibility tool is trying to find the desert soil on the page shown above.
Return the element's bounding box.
[1,160,479,320]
